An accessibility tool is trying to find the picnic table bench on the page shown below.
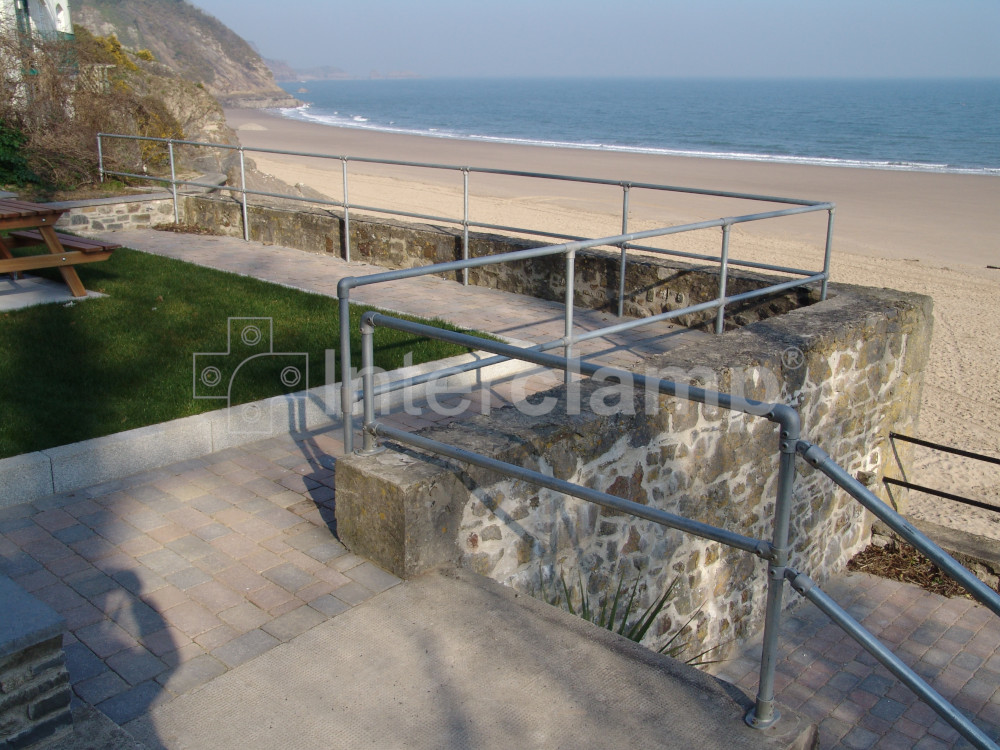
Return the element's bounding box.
[0,198,119,298]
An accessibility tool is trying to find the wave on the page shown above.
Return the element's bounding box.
[274,104,1000,177]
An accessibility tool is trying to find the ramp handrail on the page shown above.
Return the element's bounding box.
[885,432,1000,513]
[355,310,1000,750]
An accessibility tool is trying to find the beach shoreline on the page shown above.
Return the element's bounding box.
[223,106,1000,539]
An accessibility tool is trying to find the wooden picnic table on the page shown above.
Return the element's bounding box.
[0,198,117,297]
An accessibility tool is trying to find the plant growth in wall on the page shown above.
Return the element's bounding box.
[537,570,726,666]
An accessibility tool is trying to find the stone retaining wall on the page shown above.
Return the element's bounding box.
[334,284,933,659]
[52,193,176,234]
[0,577,72,749]
[180,195,816,330]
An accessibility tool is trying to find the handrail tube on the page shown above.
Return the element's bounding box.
[109,162,823,280]
[715,225,731,334]
[821,209,835,300]
[798,441,1000,617]
[97,134,105,182]
[338,224,709,295]
[786,569,999,750]
[570,298,723,343]
[466,219,594,243]
[101,172,824,280]
[339,244,569,297]
[564,250,576,382]
[747,409,800,729]
[618,184,631,317]
[723,274,826,306]
[353,274,804,401]
[97,133,830,207]
[370,421,772,559]
[338,219,823,296]
[350,201,470,227]
[339,294,353,451]
[568,274,824,347]
[622,242,819,277]
[356,352,514,403]
[362,312,783,419]
[238,148,249,241]
[890,432,1000,466]
[883,477,1000,513]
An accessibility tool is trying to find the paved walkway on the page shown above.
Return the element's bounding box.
[3,433,998,748]
[713,574,1000,749]
[1,229,997,748]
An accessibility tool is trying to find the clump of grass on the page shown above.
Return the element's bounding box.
[538,570,725,666]
[0,245,479,458]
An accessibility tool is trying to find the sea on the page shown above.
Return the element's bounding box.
[275,78,1000,176]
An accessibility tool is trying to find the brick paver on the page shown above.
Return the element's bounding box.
[712,572,1000,748]
[0,434,400,724]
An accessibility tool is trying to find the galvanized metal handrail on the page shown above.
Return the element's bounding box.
[335,220,824,453]
[95,131,835,305]
[356,311,1000,750]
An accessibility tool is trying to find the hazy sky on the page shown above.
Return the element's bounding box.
[189,0,1000,79]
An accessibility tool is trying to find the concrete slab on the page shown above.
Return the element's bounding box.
[0,274,104,312]
[125,568,815,750]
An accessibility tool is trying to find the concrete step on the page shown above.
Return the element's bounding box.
[124,567,815,750]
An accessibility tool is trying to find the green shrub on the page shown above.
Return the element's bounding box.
[0,120,39,186]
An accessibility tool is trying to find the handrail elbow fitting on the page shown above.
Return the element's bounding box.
[337,277,356,298]
[766,403,800,441]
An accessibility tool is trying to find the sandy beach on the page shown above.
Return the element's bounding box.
[225,107,1000,537]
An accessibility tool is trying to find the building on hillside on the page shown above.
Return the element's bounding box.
[0,0,73,41]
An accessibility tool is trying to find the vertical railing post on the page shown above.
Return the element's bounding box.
[239,147,249,242]
[617,184,630,317]
[339,287,354,454]
[747,408,799,730]
[168,140,179,226]
[341,157,351,263]
[462,168,470,286]
[97,135,104,183]
[359,317,379,454]
[564,249,576,385]
[821,207,835,301]
[715,223,731,334]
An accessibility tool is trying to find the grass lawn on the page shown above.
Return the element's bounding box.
[0,245,479,459]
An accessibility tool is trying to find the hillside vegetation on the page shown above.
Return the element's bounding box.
[72,0,298,107]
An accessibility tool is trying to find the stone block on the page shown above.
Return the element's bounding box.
[0,454,53,509]
[0,577,71,748]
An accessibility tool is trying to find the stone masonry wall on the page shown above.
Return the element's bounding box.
[181,195,816,330]
[52,193,177,234]
[334,284,933,660]
[0,577,72,749]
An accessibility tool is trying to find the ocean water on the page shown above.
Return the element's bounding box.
[276,78,1000,176]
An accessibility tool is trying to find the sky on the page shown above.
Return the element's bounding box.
[189,0,1000,79]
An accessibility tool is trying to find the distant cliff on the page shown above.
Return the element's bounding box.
[265,59,421,83]
[72,0,300,108]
